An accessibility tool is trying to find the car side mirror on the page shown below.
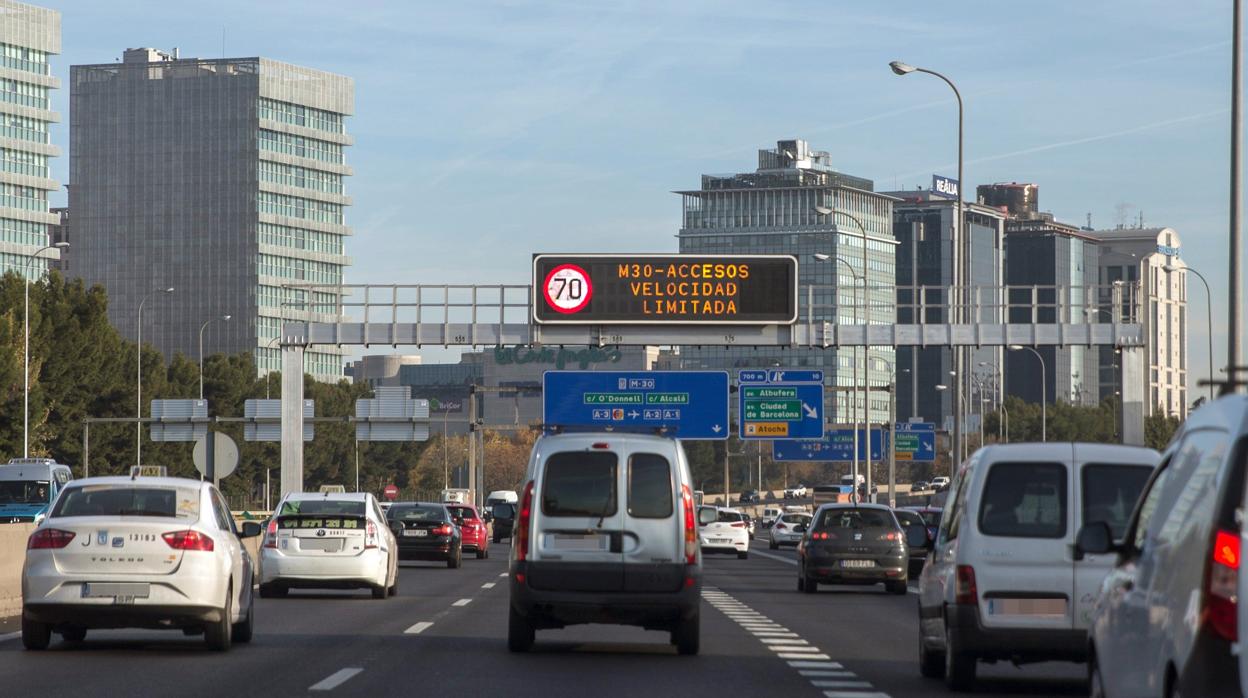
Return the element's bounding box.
[1074,521,1115,560]
[698,509,717,527]
[239,521,263,539]
[905,524,929,550]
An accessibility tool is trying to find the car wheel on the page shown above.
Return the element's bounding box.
[258,582,286,599]
[204,586,233,652]
[448,546,462,569]
[231,594,254,643]
[918,624,945,679]
[802,566,817,594]
[1089,649,1107,698]
[737,550,749,560]
[944,617,976,690]
[508,604,535,653]
[371,583,387,599]
[492,534,501,544]
[388,578,399,597]
[21,614,50,651]
[476,547,486,560]
[769,539,778,550]
[797,575,806,592]
[60,626,87,644]
[483,547,489,559]
[671,611,699,656]
[886,580,908,595]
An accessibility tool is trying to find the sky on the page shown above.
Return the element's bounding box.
[39,0,1246,392]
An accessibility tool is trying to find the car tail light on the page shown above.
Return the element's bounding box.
[28,528,75,549]
[775,523,786,530]
[516,480,535,563]
[1203,528,1239,641]
[881,531,899,542]
[433,524,453,536]
[365,520,379,549]
[592,442,610,450]
[731,522,746,528]
[955,565,978,606]
[263,518,279,548]
[681,484,697,566]
[812,531,836,541]
[163,530,214,551]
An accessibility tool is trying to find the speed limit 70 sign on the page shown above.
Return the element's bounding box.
[543,263,592,314]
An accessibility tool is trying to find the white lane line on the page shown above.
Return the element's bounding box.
[800,670,857,678]
[498,572,508,577]
[0,631,20,643]
[482,582,496,589]
[404,622,433,635]
[812,680,874,689]
[750,631,800,638]
[823,693,891,698]
[760,637,809,645]
[771,645,822,653]
[778,652,831,660]
[309,668,364,691]
[452,598,472,607]
[750,549,798,566]
[789,660,845,669]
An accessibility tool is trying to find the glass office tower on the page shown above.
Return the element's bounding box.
[675,139,897,426]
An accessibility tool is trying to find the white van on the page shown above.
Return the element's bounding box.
[915,442,1159,690]
[0,458,73,524]
[507,433,702,655]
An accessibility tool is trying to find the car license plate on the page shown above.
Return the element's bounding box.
[403,529,427,537]
[549,534,608,551]
[82,582,150,602]
[988,598,1067,616]
[839,560,875,568]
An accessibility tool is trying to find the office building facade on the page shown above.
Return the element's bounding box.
[71,48,353,381]
[0,1,60,278]
[675,139,897,426]
[885,188,1006,430]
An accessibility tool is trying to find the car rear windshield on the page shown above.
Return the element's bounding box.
[817,508,895,529]
[717,510,743,523]
[279,499,366,517]
[978,462,1067,538]
[779,513,811,524]
[917,510,942,528]
[389,505,446,522]
[492,503,515,518]
[52,485,199,519]
[542,451,618,518]
[446,506,477,520]
[893,510,923,528]
[1081,464,1154,540]
[0,480,50,504]
[628,453,673,519]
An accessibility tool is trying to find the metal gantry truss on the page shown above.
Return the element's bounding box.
[273,282,1148,496]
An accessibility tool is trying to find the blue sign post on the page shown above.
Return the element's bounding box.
[773,428,885,462]
[893,422,936,462]
[738,370,824,440]
[543,371,730,439]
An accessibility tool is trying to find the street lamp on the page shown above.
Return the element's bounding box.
[137,287,175,465]
[1009,344,1047,442]
[22,242,68,457]
[199,315,232,400]
[890,59,967,466]
[1163,263,1214,402]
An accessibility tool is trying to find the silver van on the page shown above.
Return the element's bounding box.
[0,458,73,524]
[507,433,702,654]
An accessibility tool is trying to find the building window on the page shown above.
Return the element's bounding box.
[258,98,344,134]
[258,129,344,164]
[259,160,344,194]
[258,191,344,224]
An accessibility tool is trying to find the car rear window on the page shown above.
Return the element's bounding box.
[492,503,515,518]
[978,462,1067,538]
[780,513,811,524]
[447,506,477,520]
[918,510,942,528]
[893,510,923,528]
[1081,464,1154,540]
[628,453,673,519]
[717,510,743,523]
[52,485,199,519]
[279,499,366,517]
[817,508,895,529]
[542,451,618,517]
[390,505,446,522]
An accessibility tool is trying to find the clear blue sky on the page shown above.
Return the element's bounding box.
[42,0,1244,390]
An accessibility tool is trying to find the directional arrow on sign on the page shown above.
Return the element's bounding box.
[712,425,722,433]
[802,402,817,419]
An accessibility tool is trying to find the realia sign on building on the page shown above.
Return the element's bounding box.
[932,174,959,200]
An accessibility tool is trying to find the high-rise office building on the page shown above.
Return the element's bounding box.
[675,139,897,426]
[71,48,353,381]
[0,1,61,278]
[884,187,1006,430]
[1086,226,1187,417]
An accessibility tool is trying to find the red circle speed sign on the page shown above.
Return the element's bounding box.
[383,484,399,501]
[543,263,592,314]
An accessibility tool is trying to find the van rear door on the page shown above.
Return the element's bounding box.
[620,445,685,592]
[527,447,624,592]
[974,457,1074,633]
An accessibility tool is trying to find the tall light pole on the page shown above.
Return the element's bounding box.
[814,247,867,502]
[1009,344,1047,442]
[199,315,231,400]
[136,287,175,465]
[23,242,68,457]
[813,206,877,502]
[1230,0,1243,392]
[890,59,967,465]
[1163,264,1214,402]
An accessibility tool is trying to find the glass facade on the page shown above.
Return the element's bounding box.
[0,2,59,281]
[676,140,896,425]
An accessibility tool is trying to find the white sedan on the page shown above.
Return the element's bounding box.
[698,507,750,559]
[259,492,397,598]
[783,484,808,499]
[768,512,812,549]
[22,474,259,651]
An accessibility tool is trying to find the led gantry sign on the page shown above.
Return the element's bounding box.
[532,254,799,325]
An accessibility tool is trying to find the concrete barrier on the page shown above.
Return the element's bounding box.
[1,524,35,618]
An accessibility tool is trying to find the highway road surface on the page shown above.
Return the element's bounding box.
[0,538,1086,697]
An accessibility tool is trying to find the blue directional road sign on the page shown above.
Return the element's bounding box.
[738,369,824,440]
[894,422,936,462]
[543,371,730,440]
[773,428,885,462]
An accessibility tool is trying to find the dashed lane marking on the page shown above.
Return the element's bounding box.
[404,622,433,635]
[499,572,508,577]
[482,582,496,589]
[452,598,472,607]
[309,668,364,692]
[703,587,890,698]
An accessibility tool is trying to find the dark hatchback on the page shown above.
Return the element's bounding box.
[798,503,918,595]
[388,502,463,568]
[491,502,516,543]
[892,508,932,576]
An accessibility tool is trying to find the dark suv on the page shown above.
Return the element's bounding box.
[491,502,516,542]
